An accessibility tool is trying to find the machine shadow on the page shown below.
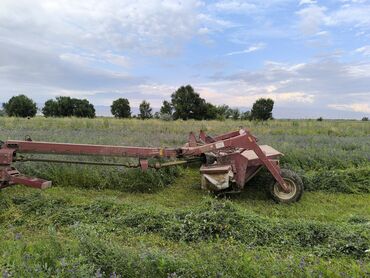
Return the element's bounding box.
[216,184,271,202]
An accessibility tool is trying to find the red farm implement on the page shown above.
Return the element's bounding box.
[0,129,303,203]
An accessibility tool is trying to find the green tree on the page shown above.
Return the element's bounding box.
[73,99,95,118]
[240,110,251,120]
[138,100,153,119]
[56,96,75,117]
[251,98,274,121]
[111,98,131,118]
[171,85,208,120]
[2,95,37,118]
[42,97,95,118]
[203,102,218,120]
[153,112,161,119]
[216,105,233,120]
[42,99,59,117]
[160,100,173,115]
[231,108,240,120]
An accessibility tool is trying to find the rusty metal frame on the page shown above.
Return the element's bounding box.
[0,128,289,193]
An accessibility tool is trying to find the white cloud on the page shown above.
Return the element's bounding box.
[297,5,328,35]
[198,27,211,35]
[297,2,370,39]
[0,39,142,92]
[299,0,317,6]
[226,43,265,56]
[327,4,370,28]
[0,0,369,119]
[197,13,237,32]
[194,79,315,107]
[0,0,213,102]
[212,0,257,14]
[345,63,370,78]
[297,0,370,40]
[0,0,205,56]
[355,45,370,56]
[328,103,370,114]
[103,53,130,68]
[208,58,370,115]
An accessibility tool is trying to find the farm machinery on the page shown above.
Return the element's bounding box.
[0,129,303,203]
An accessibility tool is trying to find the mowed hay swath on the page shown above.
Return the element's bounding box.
[0,117,369,277]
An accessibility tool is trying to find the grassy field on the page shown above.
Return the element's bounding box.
[0,117,369,277]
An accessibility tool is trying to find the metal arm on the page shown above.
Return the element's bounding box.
[1,129,289,193]
[5,140,179,158]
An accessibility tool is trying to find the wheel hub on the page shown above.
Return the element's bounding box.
[273,178,297,200]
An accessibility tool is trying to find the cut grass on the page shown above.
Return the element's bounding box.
[0,117,369,277]
[0,185,369,277]
[1,187,369,276]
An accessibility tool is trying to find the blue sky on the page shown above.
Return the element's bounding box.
[0,0,370,118]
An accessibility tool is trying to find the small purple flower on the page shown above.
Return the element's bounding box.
[14,233,22,240]
[2,270,10,278]
[299,257,306,269]
[95,268,103,278]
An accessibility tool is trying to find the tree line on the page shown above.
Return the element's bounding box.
[1,85,274,121]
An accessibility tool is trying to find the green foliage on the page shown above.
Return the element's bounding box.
[120,200,369,258]
[160,113,173,121]
[2,94,37,117]
[362,117,368,121]
[203,102,218,120]
[215,104,231,120]
[111,98,131,118]
[42,99,58,117]
[0,232,94,277]
[160,100,173,115]
[138,100,153,119]
[72,99,96,118]
[215,105,237,120]
[303,167,370,193]
[230,108,240,120]
[42,96,95,118]
[251,98,274,121]
[163,86,247,121]
[18,163,180,193]
[153,111,161,119]
[1,194,368,277]
[171,85,214,120]
[240,110,251,120]
[214,106,242,120]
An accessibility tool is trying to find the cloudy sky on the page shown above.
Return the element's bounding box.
[1,0,370,118]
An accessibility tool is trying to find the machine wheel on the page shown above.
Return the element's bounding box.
[269,169,303,203]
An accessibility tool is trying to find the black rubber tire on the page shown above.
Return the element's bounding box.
[269,169,304,204]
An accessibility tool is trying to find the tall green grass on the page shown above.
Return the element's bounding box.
[1,117,369,193]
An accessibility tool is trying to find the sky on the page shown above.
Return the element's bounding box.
[0,0,370,118]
